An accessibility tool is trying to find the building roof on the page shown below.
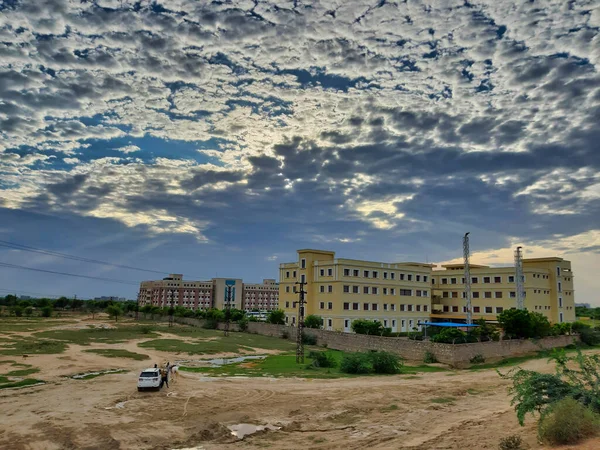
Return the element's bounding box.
[296,249,336,255]
[421,322,479,327]
[439,263,490,269]
[523,257,565,262]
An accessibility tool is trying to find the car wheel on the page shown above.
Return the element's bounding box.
[137,387,142,392]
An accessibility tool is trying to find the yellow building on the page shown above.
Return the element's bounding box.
[432,257,575,323]
[279,249,434,332]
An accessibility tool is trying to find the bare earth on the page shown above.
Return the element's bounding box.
[1,319,599,450]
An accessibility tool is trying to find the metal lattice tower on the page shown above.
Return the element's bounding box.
[514,246,525,310]
[224,285,232,336]
[295,281,307,364]
[463,232,472,325]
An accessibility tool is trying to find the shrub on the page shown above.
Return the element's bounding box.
[202,319,219,329]
[41,306,53,318]
[498,309,534,339]
[538,398,600,445]
[281,330,289,339]
[472,319,500,341]
[431,328,468,344]
[304,315,323,329]
[572,321,591,333]
[267,309,285,325]
[498,434,524,450]
[470,354,485,364]
[351,319,389,336]
[238,317,249,332]
[424,351,438,364]
[308,351,337,368]
[530,312,552,338]
[24,306,34,317]
[140,325,154,334]
[302,333,317,345]
[579,327,600,346]
[370,351,403,374]
[340,353,372,374]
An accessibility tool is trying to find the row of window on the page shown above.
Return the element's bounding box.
[442,305,503,314]
[342,269,428,282]
[442,291,516,299]
[342,286,428,296]
[437,275,519,285]
[342,302,429,312]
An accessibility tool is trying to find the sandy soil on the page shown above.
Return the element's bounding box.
[1,318,599,450]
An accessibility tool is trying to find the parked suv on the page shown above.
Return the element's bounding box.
[137,368,161,391]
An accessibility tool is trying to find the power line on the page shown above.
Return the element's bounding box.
[0,240,167,275]
[0,262,140,286]
[0,288,61,298]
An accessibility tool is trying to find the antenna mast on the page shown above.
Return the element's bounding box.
[463,232,472,325]
[514,246,525,310]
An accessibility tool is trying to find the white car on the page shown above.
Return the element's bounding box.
[137,368,161,391]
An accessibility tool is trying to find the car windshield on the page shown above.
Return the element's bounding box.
[140,372,157,377]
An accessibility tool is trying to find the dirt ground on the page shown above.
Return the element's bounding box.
[1,318,599,450]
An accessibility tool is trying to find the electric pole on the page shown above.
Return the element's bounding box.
[224,285,232,337]
[514,246,525,310]
[463,232,472,325]
[295,281,307,363]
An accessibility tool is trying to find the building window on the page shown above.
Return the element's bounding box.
[508,275,515,283]
[451,291,458,298]
[364,270,369,278]
[400,289,412,296]
[416,290,422,297]
[286,286,290,293]
[327,319,332,327]
[344,269,350,276]
[416,304,421,312]
[452,306,458,312]
[400,304,405,311]
[328,302,333,310]
[443,291,449,298]
[353,269,359,277]
[343,285,350,293]
[320,269,324,276]
[353,286,359,294]
[407,304,413,311]
[343,302,349,310]
[471,277,478,284]
[319,302,325,309]
[473,306,480,313]
[328,285,333,293]
[391,288,396,295]
[557,267,561,276]
[442,278,447,284]
[363,303,369,311]
[353,303,359,310]
[416,275,421,282]
[496,307,504,313]
[320,285,325,293]
[384,272,388,279]
[559,297,563,308]
[473,292,480,298]
[424,305,428,312]
[495,292,503,299]
[391,304,396,311]
[558,282,562,293]
[286,271,290,278]
[344,319,349,328]
[493,276,501,283]
[407,274,412,281]
[443,305,449,312]
[391,273,395,279]
[384,303,388,311]
[485,306,493,314]
[483,277,490,283]
[285,301,290,308]
[301,259,306,269]
[293,271,296,278]
[372,303,378,311]
[363,286,369,294]
[372,287,378,295]
[383,288,388,295]
[451,277,457,284]
[301,274,306,283]
[400,273,405,281]
[484,291,492,299]
[328,268,333,276]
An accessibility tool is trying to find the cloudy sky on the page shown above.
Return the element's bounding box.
[0,0,599,302]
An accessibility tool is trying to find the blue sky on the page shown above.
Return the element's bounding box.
[0,0,599,302]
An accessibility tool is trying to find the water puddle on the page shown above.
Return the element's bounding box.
[228,423,280,440]
[176,355,266,368]
[105,401,128,410]
[69,369,127,379]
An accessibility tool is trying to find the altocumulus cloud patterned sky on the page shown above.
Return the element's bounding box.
[0,0,599,301]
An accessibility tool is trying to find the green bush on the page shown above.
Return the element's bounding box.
[351,319,390,336]
[140,325,154,334]
[572,321,591,333]
[498,434,524,450]
[579,328,600,346]
[304,315,323,329]
[340,353,372,374]
[370,351,403,374]
[431,328,468,344]
[470,354,485,364]
[498,309,552,339]
[267,309,285,325]
[238,317,249,332]
[308,351,337,368]
[302,333,317,345]
[41,306,53,318]
[424,351,438,364]
[202,319,219,329]
[538,397,600,445]
[281,330,289,339]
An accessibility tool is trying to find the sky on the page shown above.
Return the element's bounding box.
[0,0,599,303]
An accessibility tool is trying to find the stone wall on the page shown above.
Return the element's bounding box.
[137,314,578,368]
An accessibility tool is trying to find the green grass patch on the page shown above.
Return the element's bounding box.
[467,388,483,395]
[431,397,456,404]
[34,326,160,345]
[0,378,45,390]
[0,339,67,355]
[83,349,150,361]
[379,404,399,412]
[180,351,447,379]
[69,369,128,380]
[6,368,40,376]
[0,318,78,332]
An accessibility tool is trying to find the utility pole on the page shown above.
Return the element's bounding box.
[463,232,472,325]
[514,246,525,310]
[224,285,232,337]
[295,281,307,364]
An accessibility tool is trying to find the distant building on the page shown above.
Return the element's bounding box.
[93,296,128,302]
[576,303,591,309]
[137,275,279,311]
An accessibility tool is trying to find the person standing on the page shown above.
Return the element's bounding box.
[159,367,169,388]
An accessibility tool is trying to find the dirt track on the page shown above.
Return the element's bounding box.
[1,319,599,449]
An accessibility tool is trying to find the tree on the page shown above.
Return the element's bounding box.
[106,304,123,322]
[352,319,388,335]
[530,312,552,338]
[24,306,34,317]
[430,328,468,343]
[267,309,285,325]
[10,305,24,317]
[41,306,53,318]
[304,315,323,329]
[498,308,534,339]
[54,296,71,310]
[471,319,500,342]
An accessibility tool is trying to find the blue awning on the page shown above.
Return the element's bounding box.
[420,322,479,327]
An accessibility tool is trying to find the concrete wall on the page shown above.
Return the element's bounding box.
[137,314,578,368]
